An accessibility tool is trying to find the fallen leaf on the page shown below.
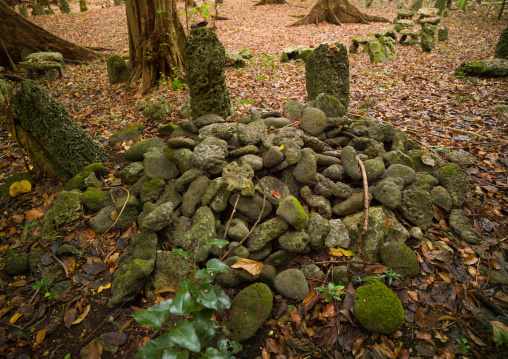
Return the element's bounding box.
[416,331,434,344]
[36,329,46,344]
[10,280,27,287]
[0,305,14,320]
[84,341,102,359]
[25,208,44,221]
[463,254,479,265]
[72,305,91,325]
[153,285,178,295]
[231,258,263,275]
[97,283,111,293]
[415,308,425,328]
[420,152,435,166]
[270,189,284,199]
[490,320,508,342]
[439,272,452,283]
[407,290,419,302]
[329,247,355,257]
[290,309,301,327]
[64,308,77,329]
[321,302,335,318]
[10,312,23,324]
[10,180,32,197]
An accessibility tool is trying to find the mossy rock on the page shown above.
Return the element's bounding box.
[3,253,30,275]
[82,187,112,212]
[379,242,419,277]
[108,123,143,147]
[42,190,83,235]
[276,196,308,231]
[433,163,469,208]
[353,279,404,334]
[225,283,273,342]
[106,54,130,85]
[64,163,110,191]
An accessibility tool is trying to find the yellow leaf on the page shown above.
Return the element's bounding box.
[122,141,130,150]
[9,180,32,197]
[0,305,14,320]
[97,283,111,293]
[231,258,263,276]
[438,271,452,283]
[153,286,178,295]
[36,329,46,344]
[329,247,355,257]
[72,305,90,325]
[10,312,23,324]
[279,144,284,151]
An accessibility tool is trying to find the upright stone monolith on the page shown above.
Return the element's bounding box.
[79,0,88,12]
[184,28,232,119]
[305,42,350,111]
[495,27,508,60]
[18,4,28,17]
[58,0,71,14]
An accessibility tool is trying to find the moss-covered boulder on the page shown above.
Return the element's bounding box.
[124,137,165,161]
[29,247,45,273]
[82,187,112,211]
[184,28,232,119]
[379,242,419,277]
[152,250,197,289]
[225,283,273,342]
[354,279,404,334]
[143,101,171,123]
[246,217,288,252]
[64,163,110,191]
[433,163,469,208]
[106,54,130,85]
[276,195,308,231]
[89,205,139,234]
[108,232,157,307]
[140,177,166,204]
[108,124,143,147]
[42,190,83,234]
[3,253,30,275]
[274,268,309,300]
[181,206,216,262]
[399,188,433,230]
[305,42,349,112]
[9,81,107,176]
[456,58,508,77]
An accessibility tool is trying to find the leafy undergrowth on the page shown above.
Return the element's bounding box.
[1,0,508,358]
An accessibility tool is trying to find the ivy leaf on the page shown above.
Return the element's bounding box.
[134,333,175,359]
[213,287,231,309]
[206,259,230,273]
[172,248,192,259]
[132,299,172,330]
[217,339,243,354]
[194,282,219,310]
[198,347,235,359]
[167,320,201,353]
[191,308,214,336]
[208,238,229,248]
[169,290,199,316]
[162,348,189,359]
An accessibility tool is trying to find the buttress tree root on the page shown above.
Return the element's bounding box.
[291,0,389,26]
[0,0,101,67]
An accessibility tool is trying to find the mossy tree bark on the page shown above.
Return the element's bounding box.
[126,0,185,94]
[0,0,100,67]
[291,0,389,26]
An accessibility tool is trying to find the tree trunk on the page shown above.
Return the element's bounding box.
[0,0,100,67]
[255,0,287,5]
[291,0,389,26]
[126,0,185,94]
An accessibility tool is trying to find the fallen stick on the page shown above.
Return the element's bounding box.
[443,125,489,140]
[356,155,369,255]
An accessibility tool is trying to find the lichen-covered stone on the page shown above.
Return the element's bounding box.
[274,268,309,301]
[449,209,480,244]
[90,205,138,234]
[109,124,143,147]
[367,41,386,63]
[343,206,409,262]
[238,120,267,146]
[384,164,416,185]
[456,58,508,77]
[140,202,175,231]
[163,147,194,174]
[118,162,145,183]
[107,54,130,85]
[143,101,171,123]
[300,107,327,136]
[324,219,350,248]
[4,254,30,275]
[434,163,469,208]
[124,137,165,161]
[363,158,386,183]
[247,217,288,251]
[192,136,228,173]
[222,161,255,196]
[276,195,308,230]
[495,27,508,60]
[181,176,211,217]
[399,188,433,230]
[29,247,45,273]
[283,100,304,120]
[305,43,349,111]
[341,146,362,181]
[300,186,332,219]
[153,250,197,289]
[301,264,324,279]
[82,187,112,211]
[42,190,83,234]
[278,231,310,253]
[354,279,404,334]
[315,93,346,118]
[333,192,372,217]
[332,266,349,287]
[371,181,401,209]
[430,186,452,210]
[263,146,285,168]
[229,192,273,223]
[379,242,419,277]
[185,28,232,118]
[143,147,180,180]
[140,177,166,204]
[308,213,331,250]
[225,283,273,342]
[293,148,318,185]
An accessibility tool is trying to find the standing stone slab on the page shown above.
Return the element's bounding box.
[9,81,107,176]
[107,54,130,85]
[184,28,232,119]
[305,42,349,111]
[495,28,508,60]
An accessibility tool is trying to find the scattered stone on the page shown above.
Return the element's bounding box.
[399,188,433,230]
[83,187,112,211]
[354,279,404,334]
[42,190,83,234]
[449,210,480,244]
[4,254,30,275]
[301,264,324,279]
[274,268,310,300]
[107,54,130,85]
[379,242,420,277]
[456,58,508,77]
[332,266,349,287]
[225,283,273,342]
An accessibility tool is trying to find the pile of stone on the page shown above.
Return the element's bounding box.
[349,30,398,63]
[280,46,313,63]
[18,52,66,82]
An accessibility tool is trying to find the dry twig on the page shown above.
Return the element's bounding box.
[355,155,369,255]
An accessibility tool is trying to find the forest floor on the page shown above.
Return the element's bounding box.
[1,0,508,358]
